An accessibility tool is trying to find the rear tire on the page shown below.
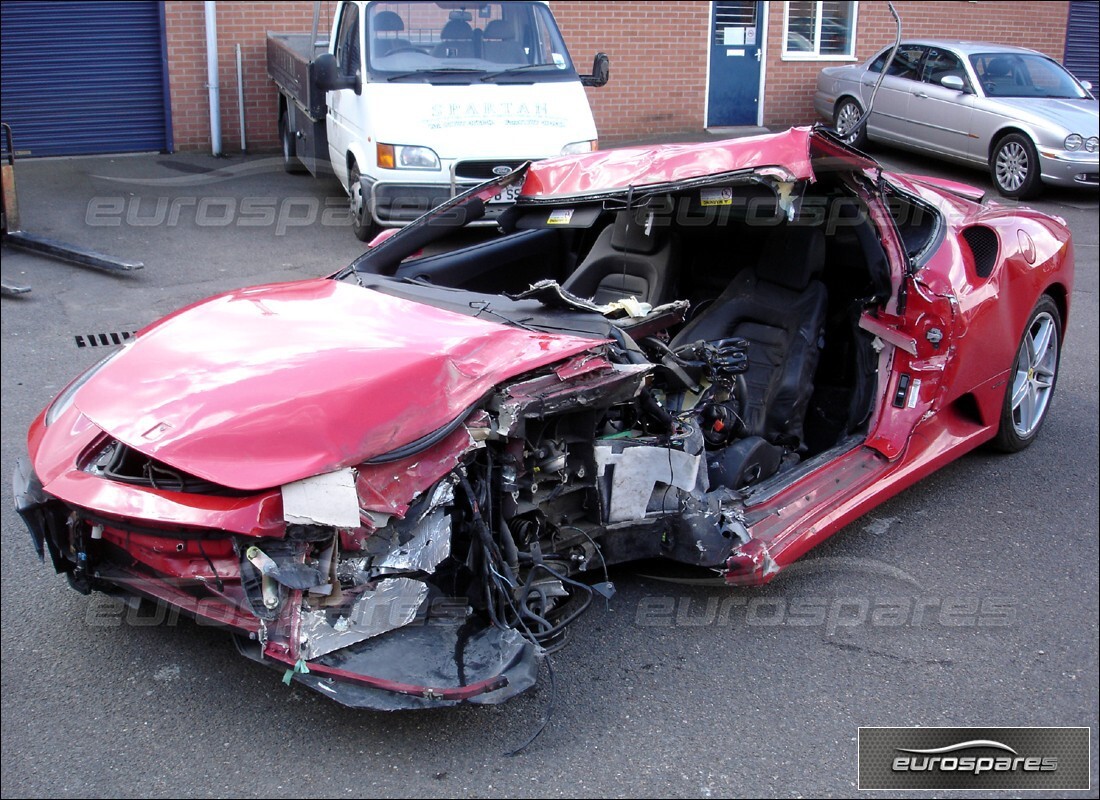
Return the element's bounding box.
[990,133,1042,199]
[834,98,867,149]
[991,295,1061,452]
[279,111,307,174]
[348,162,377,242]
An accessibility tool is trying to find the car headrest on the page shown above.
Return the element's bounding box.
[483,19,514,41]
[757,226,825,291]
[373,10,404,32]
[609,208,663,255]
[985,56,1014,78]
[440,19,473,40]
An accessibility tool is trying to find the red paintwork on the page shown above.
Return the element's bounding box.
[522,127,873,198]
[21,126,1075,699]
[355,424,473,518]
[40,279,599,492]
[904,174,988,203]
[724,157,1074,584]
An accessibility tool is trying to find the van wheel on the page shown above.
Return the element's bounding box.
[279,111,306,174]
[349,162,377,242]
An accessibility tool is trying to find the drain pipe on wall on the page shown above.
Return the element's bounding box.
[204,1,222,156]
[236,44,246,152]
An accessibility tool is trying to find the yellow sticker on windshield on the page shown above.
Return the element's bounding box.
[547,209,575,225]
[700,187,733,206]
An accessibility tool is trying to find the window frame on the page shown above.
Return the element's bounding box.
[334,3,362,77]
[781,0,859,62]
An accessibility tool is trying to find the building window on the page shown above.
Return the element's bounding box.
[783,1,857,60]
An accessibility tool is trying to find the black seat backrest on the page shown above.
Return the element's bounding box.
[372,9,410,56]
[671,226,828,447]
[482,18,526,63]
[433,18,475,58]
[561,210,679,306]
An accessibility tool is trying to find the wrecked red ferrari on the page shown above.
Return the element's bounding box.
[15,127,1073,709]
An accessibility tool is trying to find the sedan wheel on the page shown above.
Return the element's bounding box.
[991,133,1042,199]
[992,296,1061,452]
[834,99,867,149]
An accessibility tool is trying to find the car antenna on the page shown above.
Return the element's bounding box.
[847,0,902,146]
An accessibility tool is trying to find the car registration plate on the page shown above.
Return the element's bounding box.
[488,184,521,204]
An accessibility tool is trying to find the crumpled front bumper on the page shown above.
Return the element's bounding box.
[12,455,540,709]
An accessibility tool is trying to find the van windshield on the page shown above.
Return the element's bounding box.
[367,1,577,82]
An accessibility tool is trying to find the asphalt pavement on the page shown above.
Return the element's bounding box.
[1,137,1097,799]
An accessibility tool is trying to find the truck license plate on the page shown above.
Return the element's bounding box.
[488,184,521,204]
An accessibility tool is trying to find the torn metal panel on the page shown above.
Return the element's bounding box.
[553,352,615,381]
[496,361,651,436]
[282,468,360,528]
[595,445,703,523]
[376,484,454,574]
[299,577,428,660]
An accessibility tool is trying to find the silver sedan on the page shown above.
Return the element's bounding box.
[814,39,1099,198]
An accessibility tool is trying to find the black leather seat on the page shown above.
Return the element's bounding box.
[671,225,828,450]
[562,210,680,306]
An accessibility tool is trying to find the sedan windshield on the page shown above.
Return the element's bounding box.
[367,1,576,82]
[970,52,1090,99]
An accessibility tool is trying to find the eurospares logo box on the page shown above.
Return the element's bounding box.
[858,727,1090,790]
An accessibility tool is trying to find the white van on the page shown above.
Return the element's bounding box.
[267,1,608,239]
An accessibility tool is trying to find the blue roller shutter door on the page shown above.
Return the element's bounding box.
[0,1,171,156]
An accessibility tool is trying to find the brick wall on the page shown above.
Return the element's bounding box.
[763,0,1071,128]
[165,0,330,153]
[163,1,1071,152]
[552,1,711,143]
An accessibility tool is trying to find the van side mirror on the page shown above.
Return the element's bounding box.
[314,52,361,94]
[940,74,966,92]
[581,53,609,87]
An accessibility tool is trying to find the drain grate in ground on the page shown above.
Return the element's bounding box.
[75,331,137,348]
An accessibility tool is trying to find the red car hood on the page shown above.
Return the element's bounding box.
[72,280,600,491]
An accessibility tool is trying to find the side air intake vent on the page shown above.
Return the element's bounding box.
[961,225,999,279]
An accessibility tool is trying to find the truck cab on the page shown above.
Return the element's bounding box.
[271,1,606,240]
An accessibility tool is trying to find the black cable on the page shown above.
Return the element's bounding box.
[558,525,612,588]
[504,656,557,757]
[196,539,224,593]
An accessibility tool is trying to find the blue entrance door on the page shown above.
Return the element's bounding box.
[707,1,764,126]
